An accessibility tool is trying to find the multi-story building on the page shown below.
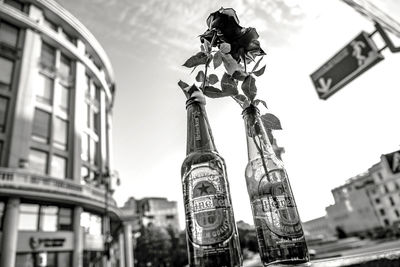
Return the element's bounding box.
[122,197,180,231]
[325,149,400,236]
[0,1,133,267]
[326,172,381,235]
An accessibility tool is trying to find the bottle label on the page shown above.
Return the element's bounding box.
[247,164,303,238]
[184,165,233,246]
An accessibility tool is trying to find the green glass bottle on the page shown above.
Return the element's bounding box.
[181,94,242,267]
[242,104,309,266]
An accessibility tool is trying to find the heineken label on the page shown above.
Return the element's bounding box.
[247,166,303,238]
[184,165,233,246]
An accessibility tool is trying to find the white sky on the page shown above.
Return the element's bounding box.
[57,0,400,228]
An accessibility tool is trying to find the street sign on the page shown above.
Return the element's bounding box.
[341,0,400,39]
[310,31,384,100]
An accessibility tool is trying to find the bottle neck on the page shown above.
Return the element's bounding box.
[186,98,217,155]
[242,105,276,161]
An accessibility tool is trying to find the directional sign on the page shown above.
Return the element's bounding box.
[310,31,384,100]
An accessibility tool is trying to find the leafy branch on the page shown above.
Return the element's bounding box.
[178,7,283,138]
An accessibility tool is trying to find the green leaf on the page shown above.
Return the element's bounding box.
[220,43,231,53]
[203,86,228,98]
[183,52,208,68]
[203,39,212,53]
[251,56,264,73]
[208,74,219,85]
[232,70,248,81]
[253,65,266,77]
[213,51,222,69]
[195,71,205,82]
[178,80,190,98]
[232,94,247,108]
[188,84,200,96]
[221,73,238,95]
[221,53,242,75]
[242,75,257,101]
[261,113,282,130]
[253,99,268,109]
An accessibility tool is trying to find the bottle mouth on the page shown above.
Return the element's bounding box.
[241,104,260,117]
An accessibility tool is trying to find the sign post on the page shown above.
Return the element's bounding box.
[310,31,383,100]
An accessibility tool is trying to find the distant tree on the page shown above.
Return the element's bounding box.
[336,226,347,239]
[135,224,172,267]
[237,220,259,254]
[166,225,188,267]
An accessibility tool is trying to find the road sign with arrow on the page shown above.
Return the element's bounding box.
[310,31,384,100]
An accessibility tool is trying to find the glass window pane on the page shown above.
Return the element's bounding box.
[15,253,35,267]
[0,56,13,90]
[0,97,9,132]
[59,55,71,79]
[43,18,57,31]
[58,208,72,230]
[46,252,57,267]
[0,141,3,166]
[19,204,39,231]
[59,84,70,112]
[32,109,50,143]
[0,21,19,47]
[81,133,89,161]
[0,202,4,230]
[36,74,53,104]
[57,252,72,267]
[28,149,48,175]
[80,212,102,235]
[89,138,98,165]
[54,117,68,150]
[41,42,56,69]
[39,206,58,232]
[51,155,67,179]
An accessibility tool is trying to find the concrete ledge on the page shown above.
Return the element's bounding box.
[310,249,400,267]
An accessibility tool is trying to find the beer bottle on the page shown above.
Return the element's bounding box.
[181,92,242,267]
[242,104,309,266]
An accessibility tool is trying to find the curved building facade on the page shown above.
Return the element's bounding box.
[0,0,131,266]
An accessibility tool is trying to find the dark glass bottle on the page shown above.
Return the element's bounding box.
[242,105,309,266]
[181,95,242,267]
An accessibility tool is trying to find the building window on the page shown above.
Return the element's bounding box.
[19,204,39,231]
[59,54,71,81]
[378,172,383,180]
[4,0,24,11]
[53,117,68,150]
[16,252,72,267]
[380,208,386,216]
[0,201,4,230]
[0,21,19,47]
[83,251,103,267]
[39,205,58,231]
[81,212,102,235]
[58,207,72,230]
[166,215,175,219]
[40,42,56,71]
[59,84,70,112]
[28,149,48,175]
[383,219,390,226]
[396,183,400,191]
[383,184,389,194]
[375,198,381,204]
[19,204,72,231]
[0,96,9,132]
[43,18,57,31]
[0,56,14,91]
[0,141,3,165]
[36,74,54,104]
[32,109,51,143]
[50,155,67,179]
[389,196,395,206]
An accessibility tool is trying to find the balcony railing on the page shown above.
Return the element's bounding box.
[0,167,116,207]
